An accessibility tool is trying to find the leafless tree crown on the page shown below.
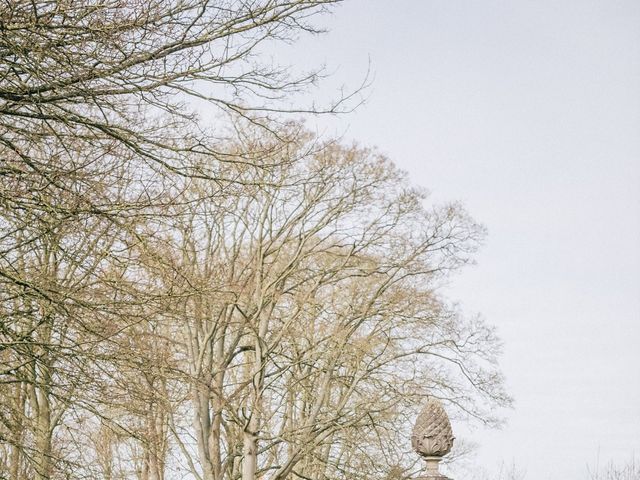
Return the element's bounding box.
[0,2,510,479]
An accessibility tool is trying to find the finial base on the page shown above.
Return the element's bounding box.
[416,456,452,480]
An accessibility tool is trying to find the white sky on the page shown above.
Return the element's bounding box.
[274,1,640,478]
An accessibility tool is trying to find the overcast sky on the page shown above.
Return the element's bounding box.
[276,1,640,478]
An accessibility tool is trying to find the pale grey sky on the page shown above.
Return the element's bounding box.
[275,1,640,478]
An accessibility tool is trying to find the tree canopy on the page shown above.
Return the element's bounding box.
[0,2,510,479]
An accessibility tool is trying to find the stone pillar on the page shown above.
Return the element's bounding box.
[411,398,455,480]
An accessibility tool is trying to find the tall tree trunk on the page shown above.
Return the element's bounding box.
[34,359,53,480]
[242,424,258,480]
[8,382,26,479]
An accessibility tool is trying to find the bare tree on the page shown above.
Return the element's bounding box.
[0,188,131,478]
[0,0,349,315]
[0,0,346,207]
[1,4,509,478]
[0,4,350,477]
[130,125,510,480]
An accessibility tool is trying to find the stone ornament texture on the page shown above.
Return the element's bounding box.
[411,397,455,458]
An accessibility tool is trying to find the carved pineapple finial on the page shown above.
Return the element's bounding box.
[411,398,454,479]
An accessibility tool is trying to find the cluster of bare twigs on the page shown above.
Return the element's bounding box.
[589,458,640,480]
[0,2,510,479]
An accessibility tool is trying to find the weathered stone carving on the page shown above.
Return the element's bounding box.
[411,397,454,479]
[411,397,454,457]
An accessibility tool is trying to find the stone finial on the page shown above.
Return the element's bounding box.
[411,398,455,479]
